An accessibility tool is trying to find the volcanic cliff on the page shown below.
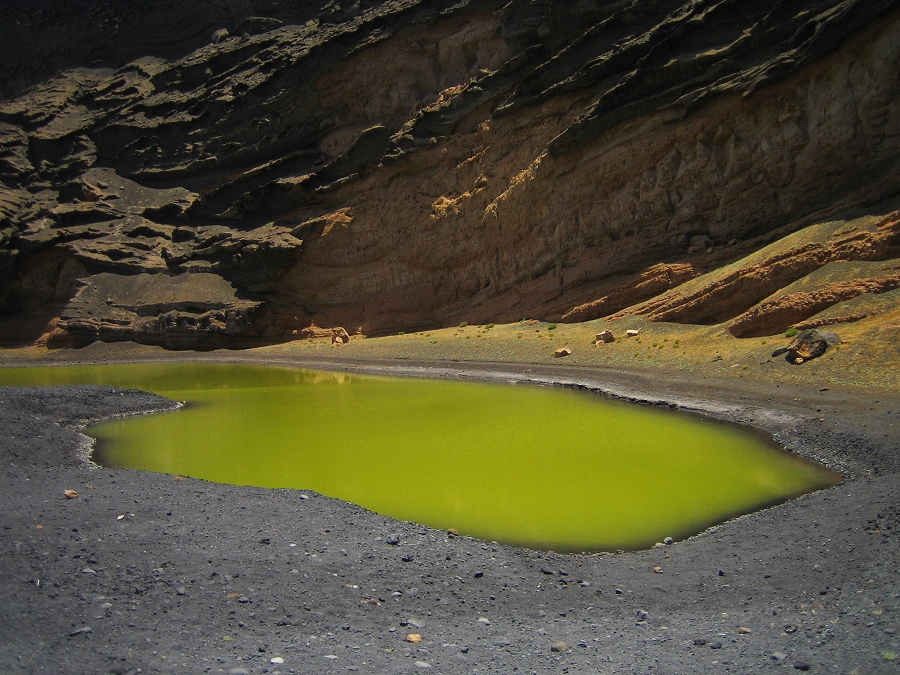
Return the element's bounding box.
[2,0,899,349]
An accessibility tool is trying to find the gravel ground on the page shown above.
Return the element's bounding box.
[0,358,898,675]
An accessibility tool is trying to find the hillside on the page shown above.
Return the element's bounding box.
[1,0,899,349]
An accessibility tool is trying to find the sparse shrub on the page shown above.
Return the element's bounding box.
[785,327,798,337]
[485,323,495,329]
[398,331,405,335]
[548,324,557,330]
[459,321,469,328]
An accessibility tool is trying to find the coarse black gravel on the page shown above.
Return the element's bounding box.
[1,363,898,675]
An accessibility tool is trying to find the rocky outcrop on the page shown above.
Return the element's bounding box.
[729,273,900,338]
[561,264,698,323]
[2,1,900,347]
[613,214,900,329]
[46,273,265,350]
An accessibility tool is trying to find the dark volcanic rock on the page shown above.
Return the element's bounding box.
[2,0,900,345]
[49,272,266,350]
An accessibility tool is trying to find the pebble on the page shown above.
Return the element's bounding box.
[693,639,706,646]
[68,626,92,637]
[540,567,554,575]
[270,657,284,664]
[406,634,422,643]
[477,617,491,625]
[414,661,431,668]
[636,610,648,620]
[718,570,726,576]
[550,641,568,653]
[386,534,400,545]
[710,642,722,649]
[664,536,674,545]
[323,654,338,660]
[473,571,484,578]
[401,554,413,562]
[794,663,811,671]
[771,652,788,661]
[238,596,250,603]
[737,626,752,634]
[176,587,186,596]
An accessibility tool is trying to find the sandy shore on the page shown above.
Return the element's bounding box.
[1,350,898,674]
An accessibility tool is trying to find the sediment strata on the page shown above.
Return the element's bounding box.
[2,1,900,347]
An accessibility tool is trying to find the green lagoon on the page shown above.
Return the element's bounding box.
[0,362,841,551]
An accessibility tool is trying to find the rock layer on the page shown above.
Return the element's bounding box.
[2,1,900,347]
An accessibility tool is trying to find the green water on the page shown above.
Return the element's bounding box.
[0,363,841,551]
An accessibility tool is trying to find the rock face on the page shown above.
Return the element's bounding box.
[2,1,900,347]
[46,273,265,350]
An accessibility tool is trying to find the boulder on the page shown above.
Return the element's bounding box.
[786,329,836,364]
[299,325,350,343]
[595,330,615,343]
[554,347,572,358]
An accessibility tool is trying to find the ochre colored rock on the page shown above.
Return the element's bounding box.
[1,2,900,346]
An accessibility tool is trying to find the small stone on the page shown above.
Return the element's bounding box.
[447,528,459,536]
[771,652,788,661]
[710,642,722,649]
[406,634,422,643]
[64,490,79,499]
[323,655,338,660]
[550,641,568,653]
[68,626,92,637]
[473,571,484,578]
[460,646,469,653]
[259,537,271,545]
[237,595,250,603]
[693,639,707,646]
[654,542,666,549]
[477,617,490,625]
[793,663,811,671]
[386,534,400,545]
[664,536,674,545]
[653,566,663,574]
[270,657,284,665]
[554,347,572,358]
[718,570,726,576]
[737,626,752,634]
[414,661,431,669]
[176,587,186,595]
[81,568,96,575]
[636,610,648,620]
[401,554,413,562]
[540,567,554,575]
[784,624,798,633]
[614,588,623,595]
